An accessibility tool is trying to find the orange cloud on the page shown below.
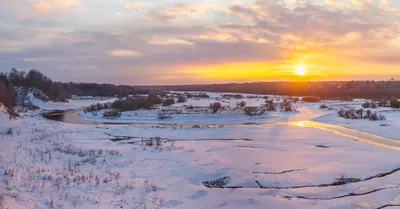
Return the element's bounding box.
[27,0,81,16]
[124,0,147,9]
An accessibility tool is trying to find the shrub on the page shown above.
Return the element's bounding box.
[162,98,175,106]
[265,100,276,111]
[196,93,210,98]
[366,109,372,118]
[143,137,163,147]
[362,102,378,109]
[152,137,162,146]
[378,100,388,107]
[280,99,293,112]
[337,108,385,121]
[237,101,246,107]
[203,176,231,188]
[177,96,186,103]
[111,97,152,111]
[320,104,328,109]
[6,128,13,135]
[301,96,320,102]
[103,109,121,118]
[390,98,400,108]
[362,102,371,108]
[85,103,111,112]
[146,94,162,105]
[369,113,386,121]
[223,94,243,99]
[210,102,222,113]
[187,93,209,98]
[356,109,364,118]
[157,111,173,120]
[244,107,265,116]
[185,105,194,109]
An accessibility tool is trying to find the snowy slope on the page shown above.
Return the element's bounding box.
[0,109,400,208]
[1,96,400,208]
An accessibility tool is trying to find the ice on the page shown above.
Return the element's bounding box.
[0,93,400,208]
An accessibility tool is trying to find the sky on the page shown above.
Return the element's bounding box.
[0,0,400,85]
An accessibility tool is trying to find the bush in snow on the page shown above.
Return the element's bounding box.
[146,94,163,105]
[210,102,222,113]
[320,104,328,109]
[203,176,231,188]
[103,109,121,118]
[185,105,194,109]
[244,107,265,116]
[143,137,163,147]
[362,102,378,109]
[185,92,209,98]
[390,98,400,108]
[301,96,320,103]
[110,97,156,111]
[6,128,13,135]
[337,108,385,121]
[162,98,175,106]
[237,101,246,107]
[265,100,277,111]
[223,94,243,99]
[157,111,173,120]
[177,95,186,103]
[369,112,386,121]
[85,103,112,112]
[280,99,294,112]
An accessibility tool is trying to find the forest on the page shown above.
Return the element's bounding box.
[2,68,400,114]
[0,68,148,112]
[136,80,400,100]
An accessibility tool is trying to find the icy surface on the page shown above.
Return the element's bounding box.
[1,94,400,209]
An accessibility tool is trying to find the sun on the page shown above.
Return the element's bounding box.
[295,64,307,76]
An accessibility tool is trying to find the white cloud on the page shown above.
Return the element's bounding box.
[108,49,141,57]
[148,38,194,46]
[20,57,55,62]
[124,0,147,9]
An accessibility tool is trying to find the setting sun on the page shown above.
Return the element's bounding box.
[295,64,307,76]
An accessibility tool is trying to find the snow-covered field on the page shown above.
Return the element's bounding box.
[1,92,400,209]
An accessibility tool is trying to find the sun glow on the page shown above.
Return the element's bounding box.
[295,64,307,76]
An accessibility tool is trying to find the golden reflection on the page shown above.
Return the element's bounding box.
[296,121,305,127]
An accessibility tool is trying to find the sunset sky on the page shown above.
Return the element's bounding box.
[0,0,399,84]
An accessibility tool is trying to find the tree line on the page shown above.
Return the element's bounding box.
[0,68,149,114]
[136,80,400,100]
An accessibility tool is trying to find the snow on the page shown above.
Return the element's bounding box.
[1,94,400,208]
[315,108,400,141]
[15,87,49,106]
